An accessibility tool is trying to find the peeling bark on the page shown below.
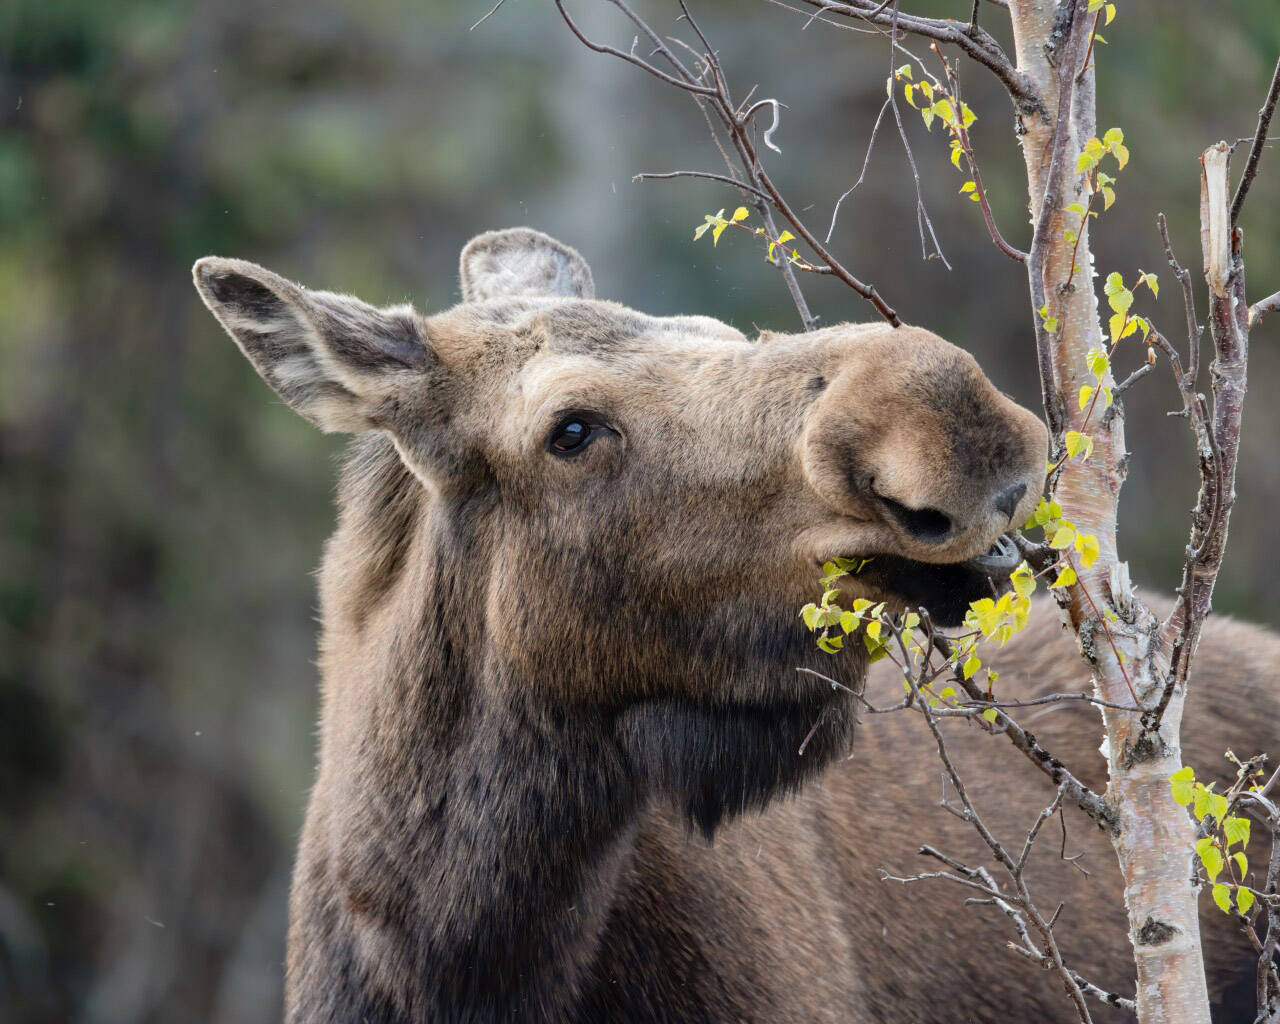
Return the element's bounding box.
[1009,2,1218,1021]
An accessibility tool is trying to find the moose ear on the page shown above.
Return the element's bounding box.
[193,258,430,433]
[459,228,595,302]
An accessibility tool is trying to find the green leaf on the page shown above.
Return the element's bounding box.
[1108,287,1134,316]
[960,103,977,129]
[840,610,858,634]
[1101,185,1115,210]
[1103,126,1125,149]
[903,83,916,108]
[1113,143,1130,170]
[1224,816,1252,848]
[921,107,935,131]
[1211,792,1230,824]
[1232,851,1249,877]
[801,604,821,630]
[1170,766,1195,806]
[1139,271,1159,297]
[1104,271,1125,296]
[1065,431,1093,461]
[981,708,999,724]
[1049,525,1075,549]
[1193,784,1213,821]
[1079,385,1094,410]
[1212,883,1231,914]
[932,99,955,125]
[1066,203,1086,217]
[896,64,913,80]
[694,222,710,240]
[1088,347,1111,379]
[1238,887,1255,914]
[1064,228,1078,244]
[1043,317,1059,334]
[1196,837,1224,881]
[962,654,981,679]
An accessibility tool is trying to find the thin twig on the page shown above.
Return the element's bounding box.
[632,170,770,202]
[1250,290,1280,329]
[786,0,1042,114]
[1231,52,1280,225]
[826,97,891,242]
[469,0,508,31]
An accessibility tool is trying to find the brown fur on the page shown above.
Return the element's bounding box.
[192,229,1273,1022]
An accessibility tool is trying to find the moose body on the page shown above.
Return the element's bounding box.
[194,229,1274,1023]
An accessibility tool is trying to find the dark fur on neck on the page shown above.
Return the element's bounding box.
[287,435,857,1022]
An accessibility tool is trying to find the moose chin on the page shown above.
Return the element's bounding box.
[194,228,1274,1023]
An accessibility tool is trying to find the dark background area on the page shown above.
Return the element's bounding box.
[2,1,1278,1019]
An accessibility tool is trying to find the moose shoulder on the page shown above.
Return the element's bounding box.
[193,228,1275,1023]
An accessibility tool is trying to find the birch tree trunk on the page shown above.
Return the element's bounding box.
[1010,2,1214,1020]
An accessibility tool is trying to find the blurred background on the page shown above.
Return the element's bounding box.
[2,0,1278,1019]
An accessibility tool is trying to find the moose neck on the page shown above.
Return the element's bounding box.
[298,435,856,1020]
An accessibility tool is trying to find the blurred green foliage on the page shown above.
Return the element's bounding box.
[1,0,1278,1019]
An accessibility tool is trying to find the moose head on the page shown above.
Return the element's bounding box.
[194,228,1045,832]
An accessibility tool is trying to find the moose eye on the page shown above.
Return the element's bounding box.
[548,415,603,456]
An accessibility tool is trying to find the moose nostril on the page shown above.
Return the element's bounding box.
[878,495,952,544]
[994,483,1027,520]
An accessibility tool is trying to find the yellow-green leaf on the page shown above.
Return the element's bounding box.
[731,206,749,222]
[1079,385,1095,410]
[1212,883,1231,913]
[1224,816,1251,848]
[1170,766,1195,806]
[1049,525,1075,549]
[1238,887,1255,914]
[1196,837,1224,881]
[1065,431,1093,461]
[1051,565,1078,589]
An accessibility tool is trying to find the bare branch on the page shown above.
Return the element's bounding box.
[826,97,891,242]
[1158,212,1204,381]
[1231,51,1280,225]
[469,0,508,31]
[1250,289,1280,329]
[632,170,770,202]
[785,0,1041,114]
[553,0,718,95]
[920,611,1118,832]
[555,0,900,326]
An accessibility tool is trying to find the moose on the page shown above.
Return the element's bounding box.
[194,228,1276,1022]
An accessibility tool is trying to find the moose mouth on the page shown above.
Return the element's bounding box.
[858,534,1022,627]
